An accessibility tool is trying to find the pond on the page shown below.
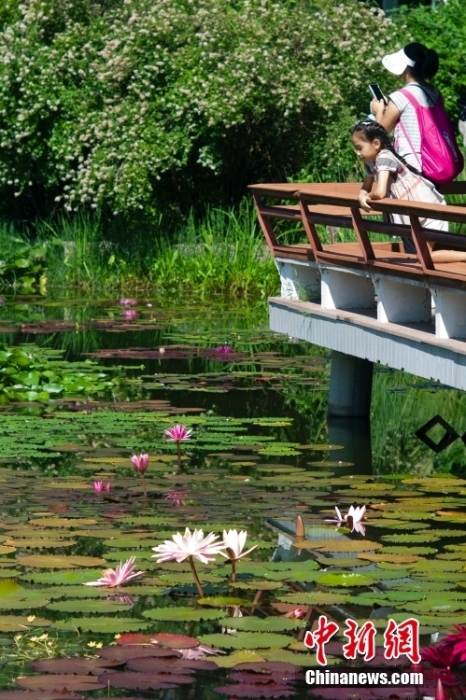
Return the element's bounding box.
[0,294,466,700]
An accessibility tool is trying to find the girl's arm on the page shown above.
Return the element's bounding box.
[359,174,374,211]
[367,170,391,201]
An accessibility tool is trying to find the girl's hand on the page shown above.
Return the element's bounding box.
[359,192,372,211]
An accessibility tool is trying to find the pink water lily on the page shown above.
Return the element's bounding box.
[131,453,149,499]
[123,309,138,320]
[94,481,111,492]
[165,490,187,506]
[131,454,149,474]
[152,527,224,597]
[119,298,137,306]
[325,505,366,536]
[164,424,193,442]
[164,424,192,470]
[215,345,232,353]
[84,557,145,588]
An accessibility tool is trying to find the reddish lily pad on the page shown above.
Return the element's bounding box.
[30,658,122,674]
[97,672,179,690]
[151,633,200,649]
[127,657,216,672]
[0,694,86,700]
[16,676,106,691]
[214,684,295,698]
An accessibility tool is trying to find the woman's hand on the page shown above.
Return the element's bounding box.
[370,98,386,120]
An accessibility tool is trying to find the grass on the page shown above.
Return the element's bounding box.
[1,202,280,299]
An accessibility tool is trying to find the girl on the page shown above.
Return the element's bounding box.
[352,120,466,264]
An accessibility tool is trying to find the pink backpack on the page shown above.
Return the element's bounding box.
[397,87,464,186]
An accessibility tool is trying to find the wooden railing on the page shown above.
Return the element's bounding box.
[249,181,466,339]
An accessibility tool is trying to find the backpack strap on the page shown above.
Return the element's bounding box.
[395,90,423,172]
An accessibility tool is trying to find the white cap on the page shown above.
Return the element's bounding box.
[382,48,416,76]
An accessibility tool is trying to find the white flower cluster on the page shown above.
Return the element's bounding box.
[0,0,400,216]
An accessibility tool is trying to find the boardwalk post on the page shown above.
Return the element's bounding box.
[329,416,372,474]
[328,351,373,417]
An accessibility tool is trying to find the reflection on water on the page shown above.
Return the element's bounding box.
[0,295,465,698]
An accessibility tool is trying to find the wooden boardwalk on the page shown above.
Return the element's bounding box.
[250,180,466,410]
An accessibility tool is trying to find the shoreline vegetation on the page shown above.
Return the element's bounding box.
[0,0,463,298]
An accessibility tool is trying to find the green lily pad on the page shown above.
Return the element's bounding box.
[220,616,302,632]
[277,592,348,605]
[142,607,225,622]
[46,599,132,614]
[198,632,291,649]
[317,572,376,587]
[52,617,152,633]
[0,615,52,631]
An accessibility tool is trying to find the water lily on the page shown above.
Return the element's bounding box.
[131,453,149,474]
[218,529,258,582]
[122,309,138,320]
[153,527,223,565]
[325,505,366,536]
[165,490,187,506]
[94,481,110,492]
[84,557,145,588]
[119,298,137,306]
[130,454,149,499]
[435,678,446,700]
[422,643,465,669]
[215,345,232,353]
[164,424,192,470]
[152,527,224,597]
[164,424,193,442]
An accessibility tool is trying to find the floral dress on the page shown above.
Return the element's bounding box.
[370,148,447,231]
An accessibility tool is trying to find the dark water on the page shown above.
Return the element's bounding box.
[0,295,465,699]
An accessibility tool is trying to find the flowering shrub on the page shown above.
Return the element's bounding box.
[0,0,400,221]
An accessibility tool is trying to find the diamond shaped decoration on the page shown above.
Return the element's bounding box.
[415,414,459,453]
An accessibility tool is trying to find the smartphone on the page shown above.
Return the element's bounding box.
[369,83,386,102]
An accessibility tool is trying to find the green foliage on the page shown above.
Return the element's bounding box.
[0,0,401,222]
[394,0,466,114]
[0,224,48,291]
[0,343,115,403]
[151,203,278,298]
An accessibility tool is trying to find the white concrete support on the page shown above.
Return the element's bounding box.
[328,351,373,417]
[434,288,466,339]
[275,260,320,301]
[269,297,466,391]
[321,268,375,310]
[374,278,431,324]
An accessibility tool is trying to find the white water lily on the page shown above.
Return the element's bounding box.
[325,505,366,536]
[218,529,258,561]
[152,527,224,565]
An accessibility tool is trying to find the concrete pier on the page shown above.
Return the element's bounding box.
[328,351,373,418]
[269,297,466,411]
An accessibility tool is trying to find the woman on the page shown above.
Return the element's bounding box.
[371,42,440,173]
[370,42,466,262]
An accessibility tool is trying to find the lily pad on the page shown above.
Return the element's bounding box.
[199,632,291,650]
[142,607,225,622]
